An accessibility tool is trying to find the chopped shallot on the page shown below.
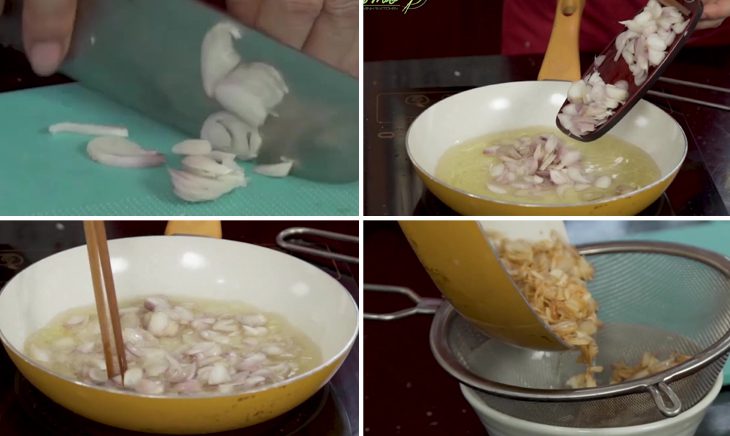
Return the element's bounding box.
[24,296,311,395]
[558,73,629,137]
[615,0,688,86]
[557,0,688,137]
[483,134,616,198]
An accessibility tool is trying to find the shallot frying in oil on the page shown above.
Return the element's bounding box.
[25,295,319,395]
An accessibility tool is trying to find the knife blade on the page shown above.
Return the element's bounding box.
[0,0,358,183]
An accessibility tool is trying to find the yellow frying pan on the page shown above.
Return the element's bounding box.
[405,0,687,216]
[0,221,358,434]
[399,220,570,350]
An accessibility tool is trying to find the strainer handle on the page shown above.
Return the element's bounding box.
[647,382,682,417]
[363,284,441,321]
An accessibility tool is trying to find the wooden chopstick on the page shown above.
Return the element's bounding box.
[93,221,127,378]
[83,221,127,381]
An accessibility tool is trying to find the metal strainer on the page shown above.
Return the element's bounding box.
[430,241,730,428]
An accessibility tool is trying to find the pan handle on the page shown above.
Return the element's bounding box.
[276,227,358,264]
[537,0,585,81]
[364,284,441,321]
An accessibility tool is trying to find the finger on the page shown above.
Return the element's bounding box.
[340,38,358,77]
[226,0,264,27]
[702,0,730,20]
[697,17,725,28]
[303,0,358,75]
[0,0,6,16]
[255,0,324,50]
[23,0,77,76]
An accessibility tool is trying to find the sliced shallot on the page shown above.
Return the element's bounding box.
[172,139,212,156]
[168,142,247,203]
[254,160,294,178]
[87,137,165,168]
[169,168,243,203]
[182,155,234,178]
[213,63,288,128]
[200,112,262,160]
[201,22,243,98]
[49,122,129,138]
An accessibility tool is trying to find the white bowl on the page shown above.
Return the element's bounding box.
[461,375,722,436]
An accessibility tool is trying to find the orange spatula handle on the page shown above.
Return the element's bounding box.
[538,0,586,82]
[165,221,222,239]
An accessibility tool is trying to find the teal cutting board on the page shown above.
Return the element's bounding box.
[0,84,358,216]
[596,222,730,386]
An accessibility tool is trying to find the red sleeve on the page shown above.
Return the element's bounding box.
[501,0,730,56]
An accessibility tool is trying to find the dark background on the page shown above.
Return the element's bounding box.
[364,0,504,61]
[0,220,358,266]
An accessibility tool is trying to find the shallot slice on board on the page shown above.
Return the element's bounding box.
[169,168,241,203]
[50,122,129,138]
[172,139,212,156]
[87,137,165,168]
[168,139,247,202]
[254,160,294,178]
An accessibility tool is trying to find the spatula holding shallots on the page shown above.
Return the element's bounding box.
[556,0,703,141]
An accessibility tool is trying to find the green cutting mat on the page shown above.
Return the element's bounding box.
[597,222,730,386]
[0,84,358,216]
